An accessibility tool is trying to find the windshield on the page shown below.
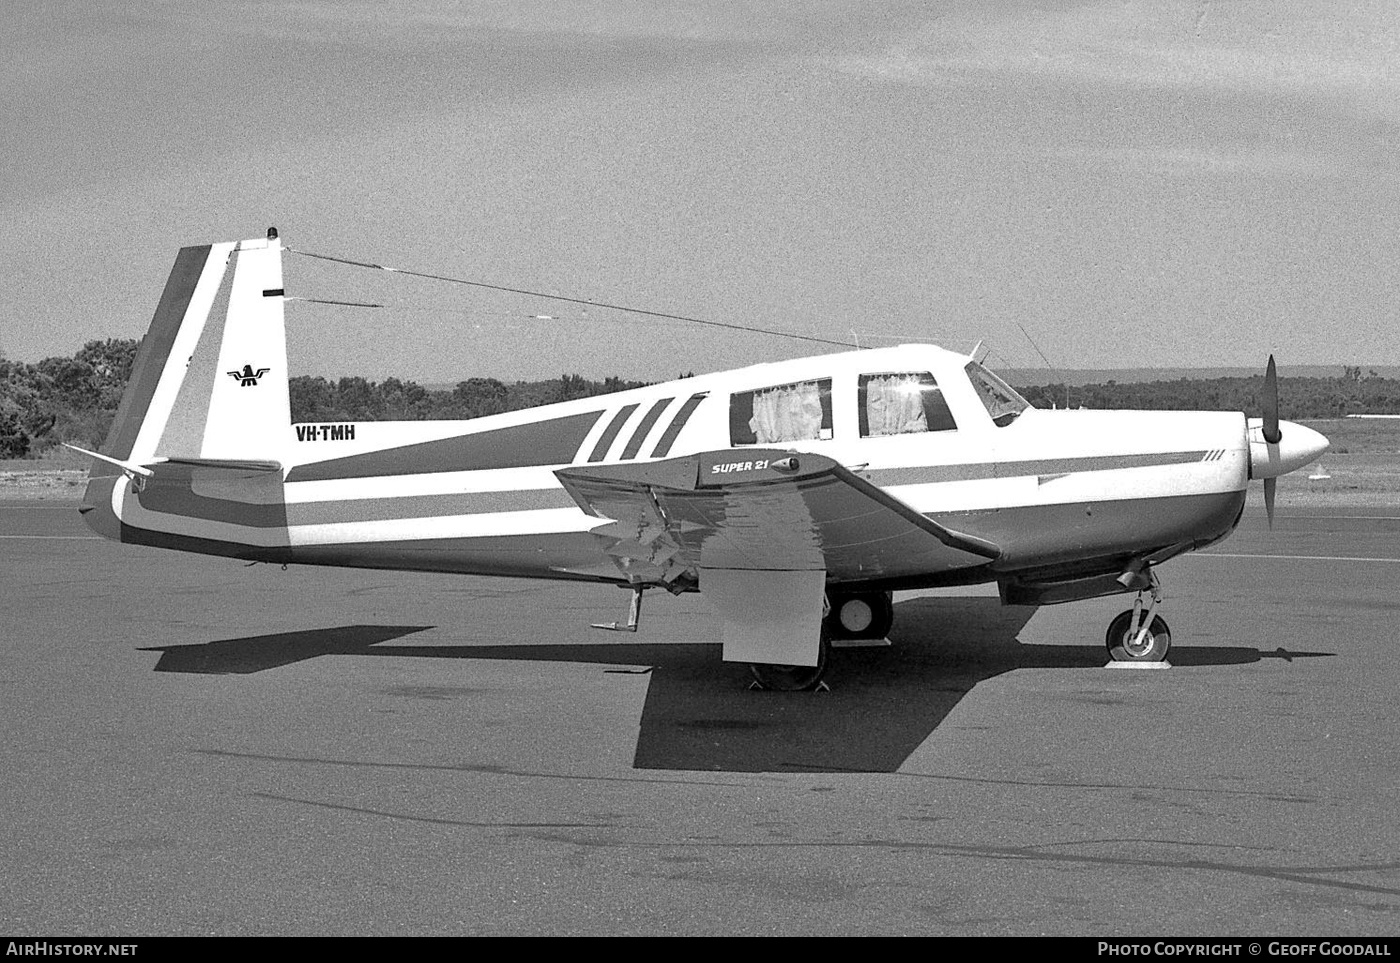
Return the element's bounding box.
[964,361,1030,427]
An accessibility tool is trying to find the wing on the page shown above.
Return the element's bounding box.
[557,448,998,585]
[557,449,999,666]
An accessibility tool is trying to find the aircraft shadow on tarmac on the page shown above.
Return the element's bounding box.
[140,598,1333,774]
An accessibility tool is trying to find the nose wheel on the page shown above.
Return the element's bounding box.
[1106,610,1171,661]
[1106,573,1171,662]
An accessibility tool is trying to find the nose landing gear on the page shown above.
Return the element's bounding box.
[1106,572,1171,663]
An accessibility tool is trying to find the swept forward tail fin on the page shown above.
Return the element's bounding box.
[104,229,289,465]
[79,229,291,544]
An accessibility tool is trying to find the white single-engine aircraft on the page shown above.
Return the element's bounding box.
[74,230,1329,689]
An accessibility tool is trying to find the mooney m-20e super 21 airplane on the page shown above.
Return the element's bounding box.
[74,230,1329,689]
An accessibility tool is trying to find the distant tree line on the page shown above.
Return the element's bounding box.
[0,337,650,458]
[1,338,139,459]
[288,372,650,423]
[1016,374,1400,420]
[2,336,1396,459]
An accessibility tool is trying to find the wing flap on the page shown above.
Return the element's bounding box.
[704,568,826,666]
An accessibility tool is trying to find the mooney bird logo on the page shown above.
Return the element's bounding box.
[229,364,270,387]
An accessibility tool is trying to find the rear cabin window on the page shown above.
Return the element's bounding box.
[858,372,957,437]
[730,378,833,445]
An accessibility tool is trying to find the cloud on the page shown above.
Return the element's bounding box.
[824,0,1400,118]
[1048,145,1346,178]
[128,0,819,48]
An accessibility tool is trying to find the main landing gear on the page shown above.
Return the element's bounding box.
[747,590,894,691]
[748,634,831,692]
[825,590,894,642]
[1106,573,1171,663]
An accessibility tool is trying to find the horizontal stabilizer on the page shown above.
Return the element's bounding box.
[68,445,282,478]
[64,444,154,478]
[160,457,283,473]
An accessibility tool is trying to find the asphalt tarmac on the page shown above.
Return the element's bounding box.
[3,500,1399,936]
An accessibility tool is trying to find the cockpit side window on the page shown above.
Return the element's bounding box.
[964,361,1030,427]
[730,378,833,445]
[858,372,957,437]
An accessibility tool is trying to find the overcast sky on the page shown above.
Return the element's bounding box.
[2,1,1397,382]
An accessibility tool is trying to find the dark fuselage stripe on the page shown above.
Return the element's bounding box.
[103,244,214,464]
[134,483,575,528]
[620,398,672,460]
[286,489,577,524]
[285,410,607,481]
[865,450,1214,486]
[936,488,1245,570]
[650,393,707,458]
[588,404,639,462]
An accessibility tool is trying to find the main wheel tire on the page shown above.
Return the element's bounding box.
[1105,610,1171,662]
[827,592,894,640]
[749,635,831,691]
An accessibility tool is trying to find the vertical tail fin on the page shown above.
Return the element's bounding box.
[100,229,290,466]
[80,230,291,540]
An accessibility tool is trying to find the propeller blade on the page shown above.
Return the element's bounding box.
[1264,476,1276,528]
[1262,355,1282,445]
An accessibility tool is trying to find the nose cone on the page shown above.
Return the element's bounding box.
[1248,418,1330,480]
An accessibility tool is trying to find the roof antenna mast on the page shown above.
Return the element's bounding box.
[1015,321,1070,409]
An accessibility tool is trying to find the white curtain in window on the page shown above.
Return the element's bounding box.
[866,374,928,436]
[750,382,823,443]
